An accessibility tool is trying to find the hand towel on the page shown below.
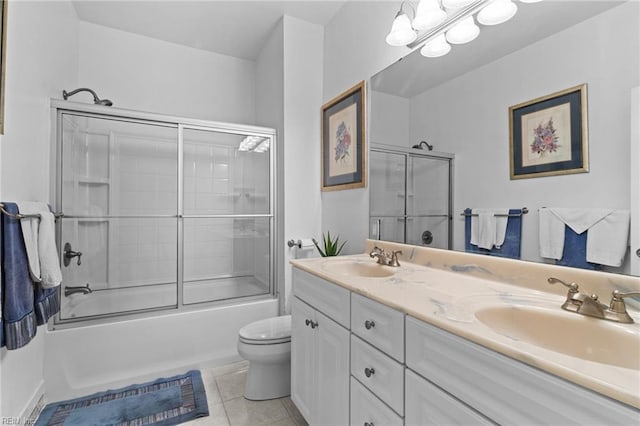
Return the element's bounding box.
[1,202,37,349]
[539,207,566,260]
[15,201,62,288]
[586,209,630,267]
[470,208,509,250]
[465,208,523,259]
[539,208,630,267]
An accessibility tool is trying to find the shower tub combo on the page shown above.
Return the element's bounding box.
[44,101,278,401]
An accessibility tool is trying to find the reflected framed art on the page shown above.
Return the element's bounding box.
[509,84,588,179]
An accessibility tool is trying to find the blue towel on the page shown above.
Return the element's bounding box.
[557,225,602,270]
[465,208,523,259]
[1,202,59,350]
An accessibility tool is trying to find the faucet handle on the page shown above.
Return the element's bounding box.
[607,290,640,324]
[389,250,402,267]
[547,277,579,293]
[609,290,640,311]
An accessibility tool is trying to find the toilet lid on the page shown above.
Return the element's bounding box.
[239,315,291,343]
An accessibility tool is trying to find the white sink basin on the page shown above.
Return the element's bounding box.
[322,260,395,278]
[475,305,640,370]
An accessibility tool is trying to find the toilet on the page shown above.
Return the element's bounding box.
[237,315,292,400]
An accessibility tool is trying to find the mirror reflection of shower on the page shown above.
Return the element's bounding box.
[62,88,113,106]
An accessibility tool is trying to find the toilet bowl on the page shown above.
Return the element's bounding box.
[237,315,292,400]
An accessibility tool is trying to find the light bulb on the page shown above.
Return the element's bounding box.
[420,34,451,57]
[446,16,480,44]
[413,0,447,31]
[385,12,417,46]
[478,0,518,26]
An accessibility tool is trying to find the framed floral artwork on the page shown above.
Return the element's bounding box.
[509,84,588,179]
[321,81,366,191]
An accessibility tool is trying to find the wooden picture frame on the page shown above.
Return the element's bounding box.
[509,84,588,179]
[0,1,7,135]
[321,81,366,191]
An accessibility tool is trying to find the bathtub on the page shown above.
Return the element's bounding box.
[44,297,278,401]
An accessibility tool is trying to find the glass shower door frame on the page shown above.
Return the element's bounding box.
[52,101,277,326]
[369,144,454,249]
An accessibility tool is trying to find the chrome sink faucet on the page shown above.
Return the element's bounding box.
[548,277,640,324]
[369,246,402,267]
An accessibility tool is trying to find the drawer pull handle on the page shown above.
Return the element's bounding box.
[305,319,311,327]
[364,320,375,330]
[310,321,318,329]
[364,367,375,378]
[364,423,374,426]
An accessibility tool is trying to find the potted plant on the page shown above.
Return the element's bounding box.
[312,232,346,257]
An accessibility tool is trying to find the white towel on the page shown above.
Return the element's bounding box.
[539,208,566,260]
[538,207,630,266]
[15,201,62,288]
[470,208,509,250]
[586,210,630,267]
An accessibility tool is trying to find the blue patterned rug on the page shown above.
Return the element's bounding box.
[36,370,209,426]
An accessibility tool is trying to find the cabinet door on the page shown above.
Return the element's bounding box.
[405,369,493,426]
[291,297,316,423]
[315,310,350,426]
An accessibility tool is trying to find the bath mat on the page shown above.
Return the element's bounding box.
[35,370,208,426]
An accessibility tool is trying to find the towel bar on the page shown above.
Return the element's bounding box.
[0,203,64,220]
[461,207,528,217]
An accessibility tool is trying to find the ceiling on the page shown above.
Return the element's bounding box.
[371,1,628,97]
[72,1,348,60]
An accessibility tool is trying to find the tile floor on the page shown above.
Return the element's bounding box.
[184,361,308,426]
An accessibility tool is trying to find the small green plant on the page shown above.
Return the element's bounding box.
[312,232,347,257]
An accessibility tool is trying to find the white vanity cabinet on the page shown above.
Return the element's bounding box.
[406,316,640,425]
[291,269,350,426]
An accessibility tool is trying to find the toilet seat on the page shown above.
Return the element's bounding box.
[238,315,291,345]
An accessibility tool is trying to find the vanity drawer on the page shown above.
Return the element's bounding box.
[351,292,404,361]
[351,376,403,426]
[293,268,350,328]
[351,334,404,415]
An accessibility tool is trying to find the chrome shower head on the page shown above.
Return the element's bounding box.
[63,88,113,107]
[412,140,434,151]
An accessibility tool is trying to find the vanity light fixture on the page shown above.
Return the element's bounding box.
[386,0,542,58]
[445,16,480,44]
[477,0,518,26]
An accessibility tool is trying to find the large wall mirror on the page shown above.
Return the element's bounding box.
[369,0,639,276]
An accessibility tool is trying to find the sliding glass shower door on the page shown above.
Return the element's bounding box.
[56,107,274,323]
[370,145,452,249]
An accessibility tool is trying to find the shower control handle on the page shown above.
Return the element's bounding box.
[63,242,82,267]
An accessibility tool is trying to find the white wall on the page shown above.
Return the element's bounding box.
[409,2,639,270]
[0,1,79,418]
[370,90,410,146]
[256,16,323,314]
[322,1,409,254]
[281,16,323,313]
[77,22,256,124]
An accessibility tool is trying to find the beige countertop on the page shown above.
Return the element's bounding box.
[290,240,640,410]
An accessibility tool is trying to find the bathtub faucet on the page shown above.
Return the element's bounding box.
[64,284,92,297]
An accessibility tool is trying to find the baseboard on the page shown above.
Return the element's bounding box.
[20,381,46,424]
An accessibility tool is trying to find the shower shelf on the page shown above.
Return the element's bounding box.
[77,177,110,185]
